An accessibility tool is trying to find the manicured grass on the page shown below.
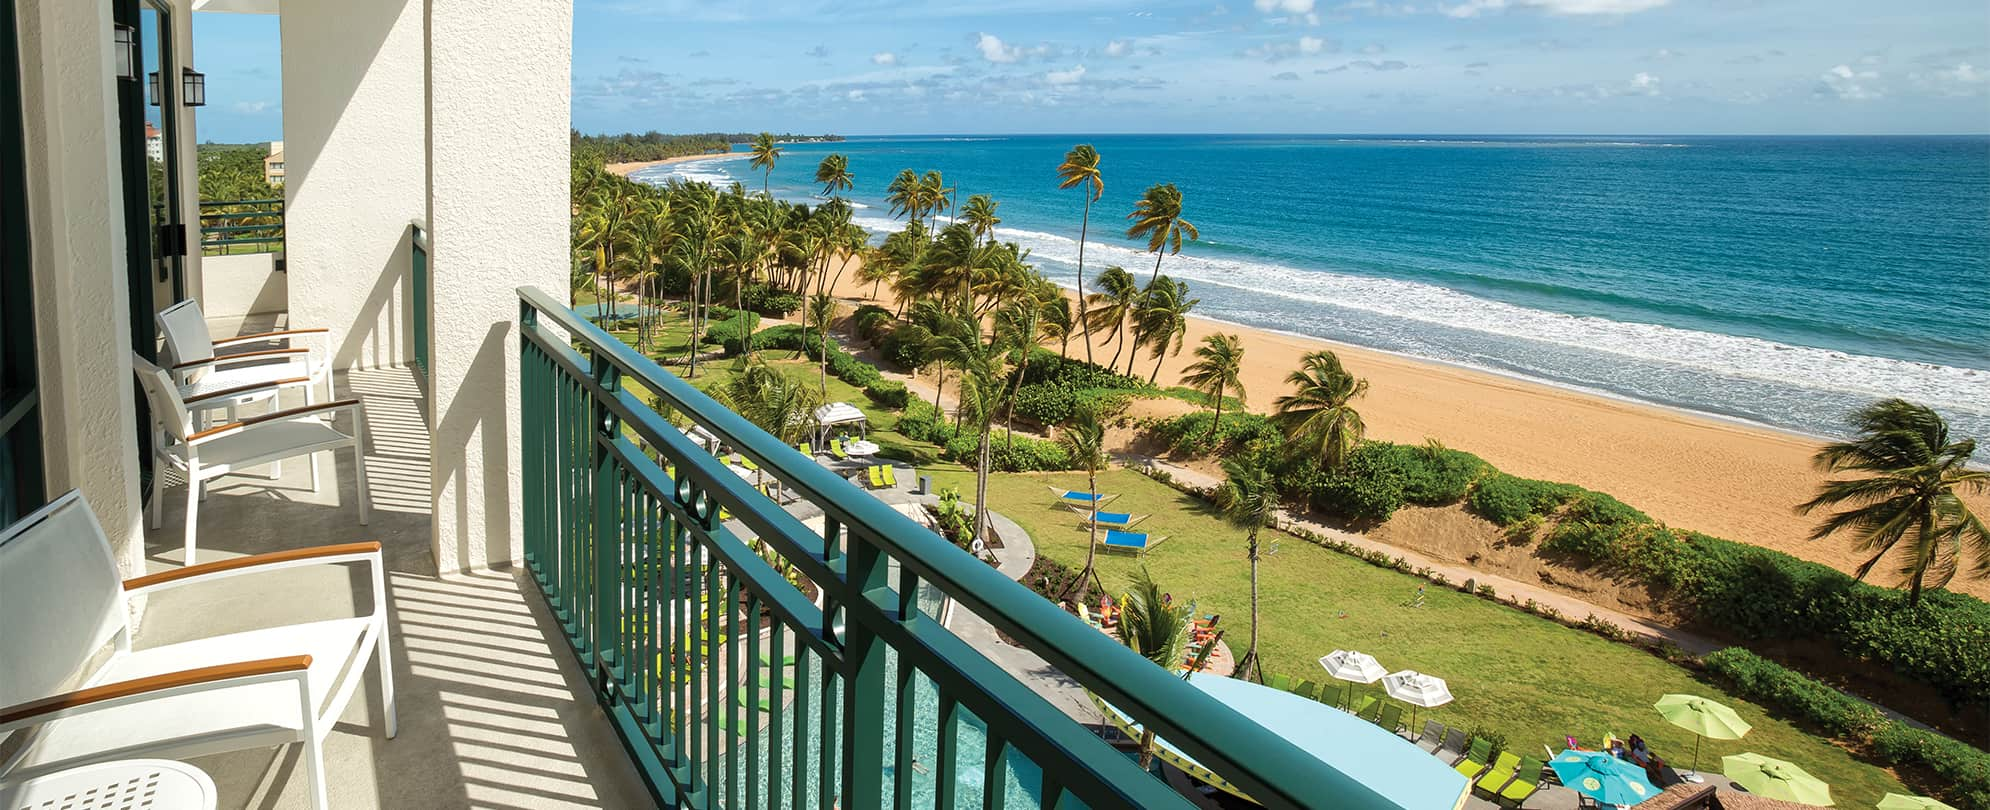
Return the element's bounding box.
[923,466,1912,808]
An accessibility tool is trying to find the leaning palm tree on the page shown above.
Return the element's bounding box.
[814,153,853,200]
[1115,566,1193,770]
[962,193,1001,245]
[806,292,836,394]
[1125,183,1198,287]
[1085,266,1139,372]
[1215,457,1281,683]
[1059,410,1108,602]
[709,357,822,447]
[885,168,921,223]
[1132,276,1198,382]
[1273,350,1368,470]
[1181,333,1246,439]
[1798,399,1989,604]
[1057,144,1104,364]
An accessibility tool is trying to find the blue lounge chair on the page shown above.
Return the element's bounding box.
[1099,530,1168,555]
[1063,503,1149,528]
[1047,486,1119,506]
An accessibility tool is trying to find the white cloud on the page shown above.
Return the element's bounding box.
[1300,35,1327,55]
[847,89,866,101]
[1253,0,1315,12]
[871,51,897,66]
[1631,71,1659,89]
[1045,64,1087,85]
[1245,35,1339,62]
[1105,39,1130,58]
[1445,0,1669,18]
[1817,64,1882,100]
[977,33,1024,63]
[231,100,272,114]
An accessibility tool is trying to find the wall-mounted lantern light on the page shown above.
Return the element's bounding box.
[147,70,161,106]
[181,68,206,107]
[113,24,138,81]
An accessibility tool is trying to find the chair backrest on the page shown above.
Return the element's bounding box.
[1292,679,1318,698]
[1421,720,1444,742]
[1442,728,1470,753]
[130,352,195,441]
[1513,757,1546,787]
[0,490,130,710]
[1317,683,1344,708]
[1466,736,1492,763]
[155,299,216,368]
[1488,751,1520,774]
[1265,673,1291,691]
[1378,703,1404,728]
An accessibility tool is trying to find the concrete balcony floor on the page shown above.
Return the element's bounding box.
[137,363,648,809]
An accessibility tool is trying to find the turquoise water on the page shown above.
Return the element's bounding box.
[634,135,1990,441]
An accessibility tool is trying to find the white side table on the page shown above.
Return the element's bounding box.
[1,759,217,810]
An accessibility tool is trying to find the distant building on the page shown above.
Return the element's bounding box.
[264,140,285,186]
[145,123,162,163]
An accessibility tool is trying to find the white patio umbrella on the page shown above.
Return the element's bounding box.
[1382,669,1454,730]
[1318,649,1388,709]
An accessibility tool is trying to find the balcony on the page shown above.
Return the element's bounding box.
[121,298,1369,809]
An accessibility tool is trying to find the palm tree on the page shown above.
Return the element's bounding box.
[748,133,782,200]
[1059,410,1108,601]
[1057,145,1104,365]
[886,169,921,223]
[814,153,853,200]
[709,357,823,446]
[1215,457,1281,683]
[1273,350,1368,470]
[1181,333,1246,438]
[1042,295,1073,360]
[1132,276,1198,383]
[1085,266,1138,373]
[1125,183,1199,287]
[1797,399,1989,604]
[962,194,1001,245]
[1115,566,1193,770]
[918,170,952,230]
[806,292,836,394]
[994,294,1050,445]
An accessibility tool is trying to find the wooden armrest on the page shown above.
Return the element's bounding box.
[172,347,309,370]
[188,398,360,442]
[125,541,381,591]
[183,376,312,405]
[212,328,330,347]
[0,656,311,725]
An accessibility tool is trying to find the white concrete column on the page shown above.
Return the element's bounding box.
[427,0,572,571]
[16,0,145,576]
[164,0,200,303]
[280,0,426,370]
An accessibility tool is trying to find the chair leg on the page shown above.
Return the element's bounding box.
[309,449,322,494]
[148,458,164,530]
[298,691,331,810]
[183,468,201,564]
[354,446,370,525]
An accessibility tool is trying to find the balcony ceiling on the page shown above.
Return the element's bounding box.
[192,0,278,14]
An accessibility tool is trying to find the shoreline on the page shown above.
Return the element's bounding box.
[606,151,740,177]
[819,258,1990,599]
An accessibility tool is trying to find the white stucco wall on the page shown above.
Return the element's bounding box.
[198,252,287,319]
[280,0,426,371]
[17,0,145,576]
[427,0,572,570]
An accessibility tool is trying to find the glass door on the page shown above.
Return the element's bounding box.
[1,0,45,525]
[141,0,185,308]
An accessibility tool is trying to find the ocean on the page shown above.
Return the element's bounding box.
[631,134,1990,442]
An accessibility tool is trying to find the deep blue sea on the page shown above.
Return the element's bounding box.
[633,134,1990,442]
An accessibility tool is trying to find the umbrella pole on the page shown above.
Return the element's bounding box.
[1687,735,1703,782]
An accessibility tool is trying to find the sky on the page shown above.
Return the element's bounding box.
[186,0,1990,143]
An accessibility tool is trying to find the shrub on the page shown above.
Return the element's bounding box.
[898,400,956,445]
[852,305,894,341]
[1870,723,1990,810]
[1145,411,1282,458]
[1703,649,1885,738]
[740,284,802,317]
[1011,383,1080,427]
[864,380,910,409]
[749,324,811,352]
[876,324,929,371]
[942,429,1074,471]
[1468,474,1579,525]
[1014,349,1149,392]
[703,310,761,355]
[1358,442,1486,505]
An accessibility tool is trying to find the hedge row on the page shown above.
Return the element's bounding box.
[740,284,802,317]
[1704,649,1989,809]
[1144,411,1283,457]
[899,401,1077,472]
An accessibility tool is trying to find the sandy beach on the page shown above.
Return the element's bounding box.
[606,151,737,177]
[818,259,1990,599]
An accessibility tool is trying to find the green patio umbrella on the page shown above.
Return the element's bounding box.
[1723,753,1832,807]
[1655,693,1751,778]
[1876,794,1956,810]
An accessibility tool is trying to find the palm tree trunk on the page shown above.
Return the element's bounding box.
[1138,728,1157,771]
[974,426,992,544]
[1003,355,1029,451]
[1245,527,1262,682]
[1077,197,1094,365]
[1150,348,1164,385]
[1147,245,1166,288]
[736,273,749,357]
[1207,381,1225,440]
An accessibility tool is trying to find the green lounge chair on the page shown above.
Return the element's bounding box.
[1265,673,1293,692]
[741,456,759,471]
[1453,737,1492,780]
[1376,703,1407,736]
[797,441,813,456]
[866,466,885,488]
[1347,693,1378,718]
[830,439,847,460]
[1496,757,1546,806]
[1358,699,1385,723]
[1473,751,1521,796]
[880,465,898,486]
[1292,679,1320,700]
[1316,683,1345,709]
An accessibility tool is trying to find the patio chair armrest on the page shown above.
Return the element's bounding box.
[211,328,331,349]
[186,398,362,444]
[171,347,312,372]
[123,541,382,595]
[0,655,311,730]
[182,375,315,406]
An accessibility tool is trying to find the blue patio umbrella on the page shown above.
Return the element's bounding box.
[1551,750,1660,807]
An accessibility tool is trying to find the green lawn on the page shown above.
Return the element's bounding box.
[924,466,1912,808]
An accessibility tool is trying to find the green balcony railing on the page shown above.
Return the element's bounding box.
[198,198,283,255]
[516,286,1390,809]
[410,222,429,379]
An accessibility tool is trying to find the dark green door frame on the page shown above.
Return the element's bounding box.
[1,0,46,525]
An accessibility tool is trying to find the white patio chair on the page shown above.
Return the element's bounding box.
[0,490,396,810]
[133,353,369,564]
[156,299,333,423]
